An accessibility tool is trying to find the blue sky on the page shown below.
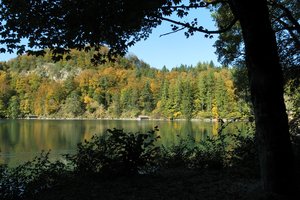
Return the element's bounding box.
[0,8,219,69]
[128,9,220,69]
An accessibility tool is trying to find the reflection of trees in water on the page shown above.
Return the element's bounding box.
[0,120,247,166]
[212,122,219,136]
[157,121,214,146]
[0,120,21,152]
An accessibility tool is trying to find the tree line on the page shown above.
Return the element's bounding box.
[0,50,251,120]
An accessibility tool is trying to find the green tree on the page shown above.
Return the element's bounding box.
[139,81,154,113]
[63,91,84,117]
[196,72,208,112]
[120,88,131,111]
[181,80,194,120]
[108,93,122,117]
[0,99,6,118]
[63,75,77,96]
[205,70,214,113]
[7,96,20,119]
[159,79,169,116]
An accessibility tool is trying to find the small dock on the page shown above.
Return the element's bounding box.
[137,115,150,120]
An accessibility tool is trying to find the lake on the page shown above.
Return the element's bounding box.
[0,119,247,167]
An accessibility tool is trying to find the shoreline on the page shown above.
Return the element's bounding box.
[1,116,249,122]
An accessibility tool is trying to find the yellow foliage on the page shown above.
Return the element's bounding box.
[150,80,160,94]
[0,71,10,95]
[212,104,219,119]
[173,111,182,118]
[156,100,162,110]
[20,99,30,114]
[212,122,219,136]
[83,95,92,104]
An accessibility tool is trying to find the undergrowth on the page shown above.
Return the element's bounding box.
[0,123,258,200]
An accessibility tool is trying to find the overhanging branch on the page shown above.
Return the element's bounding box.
[275,18,300,48]
[268,0,300,35]
[159,27,186,37]
[158,16,238,34]
[160,0,228,10]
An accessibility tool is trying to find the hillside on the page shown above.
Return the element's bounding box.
[0,50,251,120]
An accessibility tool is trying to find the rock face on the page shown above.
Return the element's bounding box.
[27,63,81,81]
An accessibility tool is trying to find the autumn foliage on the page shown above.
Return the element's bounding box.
[0,50,249,120]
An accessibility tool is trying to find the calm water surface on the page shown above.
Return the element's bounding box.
[0,119,246,166]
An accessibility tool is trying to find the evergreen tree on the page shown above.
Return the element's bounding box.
[63,91,84,117]
[159,79,169,115]
[196,72,207,112]
[0,100,6,118]
[161,65,168,73]
[181,81,194,120]
[140,81,154,113]
[109,93,122,117]
[7,96,20,119]
[214,73,227,117]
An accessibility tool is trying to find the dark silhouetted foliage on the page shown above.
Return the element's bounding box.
[68,127,161,175]
[0,125,259,200]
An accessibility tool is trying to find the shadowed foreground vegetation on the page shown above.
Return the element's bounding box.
[0,125,299,200]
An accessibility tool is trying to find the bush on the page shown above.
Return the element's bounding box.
[0,151,70,200]
[161,137,196,168]
[161,122,257,171]
[68,127,161,175]
[230,134,259,176]
[192,136,227,169]
[160,131,230,170]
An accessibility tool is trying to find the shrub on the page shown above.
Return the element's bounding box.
[68,127,161,175]
[160,136,196,168]
[230,133,259,176]
[161,122,258,171]
[191,137,227,170]
[0,151,70,200]
[160,131,231,170]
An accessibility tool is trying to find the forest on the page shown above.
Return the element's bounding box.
[0,49,254,120]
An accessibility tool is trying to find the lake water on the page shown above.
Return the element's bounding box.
[0,119,247,167]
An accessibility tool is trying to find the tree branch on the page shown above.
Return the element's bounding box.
[268,0,300,35]
[158,16,238,34]
[275,18,300,48]
[160,0,227,10]
[159,27,186,37]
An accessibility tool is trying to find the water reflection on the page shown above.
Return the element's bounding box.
[0,119,247,167]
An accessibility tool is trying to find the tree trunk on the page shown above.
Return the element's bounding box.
[229,0,295,195]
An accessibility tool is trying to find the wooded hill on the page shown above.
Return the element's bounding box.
[0,49,252,120]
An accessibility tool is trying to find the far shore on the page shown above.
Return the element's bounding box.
[3,116,250,122]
